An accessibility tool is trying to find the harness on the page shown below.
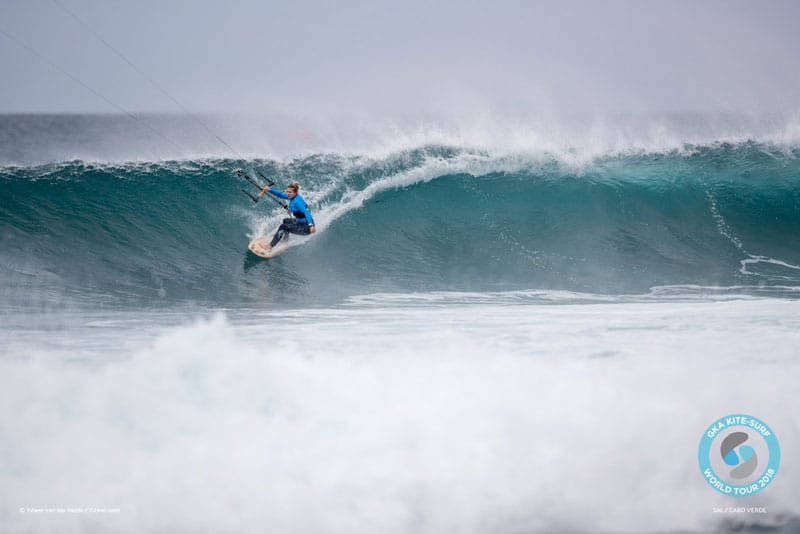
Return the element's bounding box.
[291,200,313,224]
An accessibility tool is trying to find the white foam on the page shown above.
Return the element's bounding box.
[243,111,800,166]
[1,300,799,532]
[5,112,800,166]
[741,255,800,278]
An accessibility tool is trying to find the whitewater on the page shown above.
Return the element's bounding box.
[1,114,799,533]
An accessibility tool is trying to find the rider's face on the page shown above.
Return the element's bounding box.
[286,188,297,199]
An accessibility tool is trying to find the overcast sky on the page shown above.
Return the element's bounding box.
[1,0,799,116]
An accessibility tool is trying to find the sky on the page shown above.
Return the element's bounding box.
[1,0,800,116]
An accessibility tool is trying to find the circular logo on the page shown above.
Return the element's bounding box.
[698,414,780,496]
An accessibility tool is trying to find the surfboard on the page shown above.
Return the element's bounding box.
[248,234,289,259]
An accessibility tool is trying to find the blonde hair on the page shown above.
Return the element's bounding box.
[287,181,300,192]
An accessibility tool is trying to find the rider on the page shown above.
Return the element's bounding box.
[263,181,315,251]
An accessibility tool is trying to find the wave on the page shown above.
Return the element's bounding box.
[2,142,800,308]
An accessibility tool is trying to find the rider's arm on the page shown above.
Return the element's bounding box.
[267,188,288,200]
[298,199,314,226]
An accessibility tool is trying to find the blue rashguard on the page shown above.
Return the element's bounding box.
[268,188,314,225]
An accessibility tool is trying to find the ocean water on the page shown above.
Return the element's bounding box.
[1,114,799,533]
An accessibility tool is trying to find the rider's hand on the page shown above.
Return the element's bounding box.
[309,225,316,234]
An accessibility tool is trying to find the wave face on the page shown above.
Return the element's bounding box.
[2,142,800,308]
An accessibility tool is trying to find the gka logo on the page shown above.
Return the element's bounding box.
[720,431,757,479]
[698,414,780,496]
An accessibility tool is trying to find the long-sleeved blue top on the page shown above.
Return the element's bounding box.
[268,188,314,225]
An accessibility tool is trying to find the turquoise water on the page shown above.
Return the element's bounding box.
[3,141,800,308]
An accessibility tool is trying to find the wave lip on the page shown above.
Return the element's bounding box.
[3,112,800,166]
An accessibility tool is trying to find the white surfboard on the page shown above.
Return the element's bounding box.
[247,234,289,259]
